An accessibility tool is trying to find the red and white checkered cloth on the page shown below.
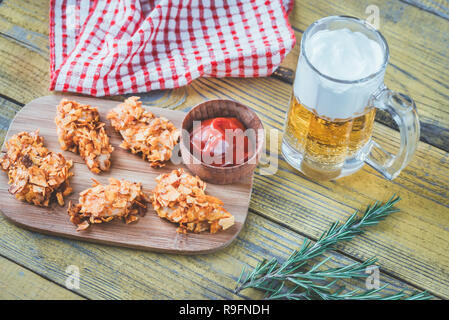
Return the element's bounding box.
[49,0,296,97]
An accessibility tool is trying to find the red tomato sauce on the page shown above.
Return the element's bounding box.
[190,117,254,167]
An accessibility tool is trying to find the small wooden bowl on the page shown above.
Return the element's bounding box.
[180,99,264,184]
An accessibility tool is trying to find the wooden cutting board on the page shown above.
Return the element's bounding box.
[0,95,253,254]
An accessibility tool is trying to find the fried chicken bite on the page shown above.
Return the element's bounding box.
[0,130,73,206]
[68,178,150,231]
[55,99,114,173]
[151,168,234,234]
[107,97,180,168]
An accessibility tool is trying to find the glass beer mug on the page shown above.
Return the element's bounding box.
[282,16,420,180]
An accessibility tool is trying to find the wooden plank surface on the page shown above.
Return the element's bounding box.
[0,97,21,144]
[0,0,448,299]
[0,255,84,300]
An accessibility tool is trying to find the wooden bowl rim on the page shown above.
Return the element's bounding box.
[181,99,265,171]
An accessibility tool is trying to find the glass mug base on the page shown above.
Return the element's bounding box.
[281,138,366,180]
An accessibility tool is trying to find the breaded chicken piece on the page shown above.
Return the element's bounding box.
[55,99,113,173]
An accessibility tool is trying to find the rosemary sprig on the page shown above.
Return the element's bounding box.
[235,195,432,300]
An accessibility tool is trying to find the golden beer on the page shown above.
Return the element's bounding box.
[284,95,376,177]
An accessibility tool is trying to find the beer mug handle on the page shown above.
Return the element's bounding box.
[366,86,420,180]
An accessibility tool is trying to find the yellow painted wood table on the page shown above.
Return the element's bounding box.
[0,0,448,299]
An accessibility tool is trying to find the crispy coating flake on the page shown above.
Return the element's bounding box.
[55,99,114,173]
[107,97,180,168]
[68,178,150,231]
[151,168,234,234]
[0,130,73,207]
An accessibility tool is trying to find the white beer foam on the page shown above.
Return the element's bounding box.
[294,28,385,119]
